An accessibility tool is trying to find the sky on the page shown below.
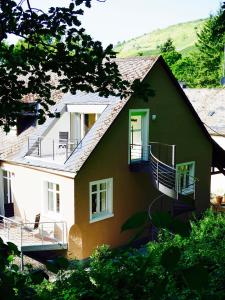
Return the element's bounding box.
[11,0,222,46]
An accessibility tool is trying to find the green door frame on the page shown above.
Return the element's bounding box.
[128,109,150,164]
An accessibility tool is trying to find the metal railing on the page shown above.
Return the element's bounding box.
[150,150,176,189]
[129,143,197,200]
[27,137,81,161]
[0,215,67,249]
[129,142,176,166]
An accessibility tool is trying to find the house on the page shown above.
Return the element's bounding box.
[0,56,224,260]
[185,88,225,196]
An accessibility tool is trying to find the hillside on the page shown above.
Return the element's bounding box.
[114,19,206,58]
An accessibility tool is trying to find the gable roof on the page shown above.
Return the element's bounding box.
[7,57,158,173]
[2,56,225,175]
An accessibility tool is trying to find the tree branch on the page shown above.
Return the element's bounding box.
[26,0,32,12]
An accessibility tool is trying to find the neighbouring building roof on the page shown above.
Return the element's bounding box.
[185,88,225,136]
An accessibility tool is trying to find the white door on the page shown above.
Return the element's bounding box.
[129,110,149,162]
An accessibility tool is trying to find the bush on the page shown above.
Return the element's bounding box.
[1,210,225,299]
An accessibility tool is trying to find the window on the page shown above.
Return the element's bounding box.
[176,162,195,195]
[3,170,13,204]
[89,178,113,222]
[47,182,60,213]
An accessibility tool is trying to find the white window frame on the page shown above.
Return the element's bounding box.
[3,170,13,204]
[46,182,60,214]
[176,161,195,195]
[89,178,113,223]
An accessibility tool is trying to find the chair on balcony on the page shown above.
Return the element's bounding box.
[58,132,69,149]
[24,213,40,233]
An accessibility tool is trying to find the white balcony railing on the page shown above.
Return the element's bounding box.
[27,137,81,162]
[0,215,67,251]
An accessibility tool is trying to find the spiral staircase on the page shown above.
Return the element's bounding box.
[129,142,197,241]
[129,142,196,218]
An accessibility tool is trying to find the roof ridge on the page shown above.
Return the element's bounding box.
[114,56,159,61]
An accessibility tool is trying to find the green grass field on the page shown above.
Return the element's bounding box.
[114,19,206,58]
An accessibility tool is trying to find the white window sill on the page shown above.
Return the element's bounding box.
[89,213,114,224]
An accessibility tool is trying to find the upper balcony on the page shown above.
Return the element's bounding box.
[27,136,81,163]
[25,109,102,163]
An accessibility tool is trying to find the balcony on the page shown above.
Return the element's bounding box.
[27,137,81,163]
[129,142,196,200]
[0,215,67,252]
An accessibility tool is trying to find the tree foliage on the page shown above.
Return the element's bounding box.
[193,6,225,87]
[1,211,225,299]
[160,3,225,88]
[0,0,134,131]
[159,38,181,66]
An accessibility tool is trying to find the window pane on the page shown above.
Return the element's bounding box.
[92,184,97,192]
[3,177,8,204]
[100,191,107,212]
[48,182,53,190]
[100,182,106,190]
[3,170,7,178]
[56,184,60,191]
[92,193,97,214]
[56,193,60,212]
[48,191,54,211]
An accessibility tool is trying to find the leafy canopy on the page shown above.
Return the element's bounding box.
[0,0,141,131]
[159,38,182,66]
[159,3,225,88]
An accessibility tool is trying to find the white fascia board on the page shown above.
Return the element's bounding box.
[212,135,225,150]
[67,104,107,114]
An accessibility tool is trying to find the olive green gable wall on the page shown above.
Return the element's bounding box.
[69,61,212,259]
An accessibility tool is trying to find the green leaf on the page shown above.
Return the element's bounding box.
[45,260,59,274]
[69,2,75,10]
[160,246,181,271]
[172,219,191,237]
[55,257,69,269]
[10,264,19,272]
[121,211,148,232]
[182,264,209,290]
[30,269,49,284]
[7,242,20,255]
[151,211,173,229]
[7,255,14,263]
[128,226,146,244]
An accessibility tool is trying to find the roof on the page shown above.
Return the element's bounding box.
[0,89,63,160]
[184,88,225,136]
[5,57,158,173]
[2,56,225,175]
[0,126,35,160]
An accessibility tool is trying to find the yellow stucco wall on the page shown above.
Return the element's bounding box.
[72,61,212,259]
